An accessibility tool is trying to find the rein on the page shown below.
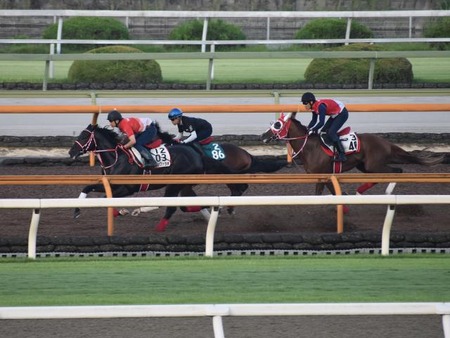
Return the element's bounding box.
[279,134,309,159]
[77,128,131,171]
[269,119,309,159]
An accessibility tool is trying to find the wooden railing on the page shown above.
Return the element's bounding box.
[1,173,449,258]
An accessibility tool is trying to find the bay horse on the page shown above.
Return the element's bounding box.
[68,123,240,232]
[260,112,444,196]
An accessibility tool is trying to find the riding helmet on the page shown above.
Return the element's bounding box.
[168,107,183,120]
[107,110,122,122]
[301,92,316,104]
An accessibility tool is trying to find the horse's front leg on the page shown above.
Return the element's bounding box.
[74,184,105,219]
[315,182,326,195]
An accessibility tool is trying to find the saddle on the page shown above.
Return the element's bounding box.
[319,127,361,157]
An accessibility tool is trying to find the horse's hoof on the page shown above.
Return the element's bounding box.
[227,207,236,216]
[155,218,169,232]
[73,208,81,219]
[119,208,130,216]
[185,206,202,212]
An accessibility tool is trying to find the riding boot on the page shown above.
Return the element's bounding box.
[189,142,205,156]
[334,141,347,162]
[140,149,158,168]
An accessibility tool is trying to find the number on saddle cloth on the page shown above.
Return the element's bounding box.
[130,145,172,168]
[202,143,226,161]
[319,128,360,156]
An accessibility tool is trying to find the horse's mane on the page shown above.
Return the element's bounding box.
[155,122,177,145]
[96,125,122,144]
[289,114,308,132]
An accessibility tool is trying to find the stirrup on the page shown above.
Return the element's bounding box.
[334,154,347,162]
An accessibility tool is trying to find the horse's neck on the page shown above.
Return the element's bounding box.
[95,137,128,172]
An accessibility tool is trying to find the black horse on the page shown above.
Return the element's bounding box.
[68,123,237,232]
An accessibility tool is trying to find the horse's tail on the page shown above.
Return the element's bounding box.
[247,156,288,173]
[390,144,445,166]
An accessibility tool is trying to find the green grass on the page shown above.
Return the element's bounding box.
[0,255,449,306]
[0,57,448,84]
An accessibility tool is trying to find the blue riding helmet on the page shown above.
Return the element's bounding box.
[168,108,183,120]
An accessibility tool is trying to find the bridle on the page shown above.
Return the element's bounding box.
[267,117,309,159]
[74,127,129,171]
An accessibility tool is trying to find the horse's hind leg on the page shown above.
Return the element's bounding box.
[155,184,187,232]
[226,183,249,215]
[356,162,402,194]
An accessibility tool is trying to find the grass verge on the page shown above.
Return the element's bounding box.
[0,255,449,306]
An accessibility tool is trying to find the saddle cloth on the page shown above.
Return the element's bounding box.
[320,127,361,157]
[131,145,171,168]
[198,137,227,161]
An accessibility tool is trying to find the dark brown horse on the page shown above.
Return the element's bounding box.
[260,112,444,195]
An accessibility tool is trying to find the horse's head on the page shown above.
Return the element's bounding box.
[69,124,119,159]
[261,112,295,143]
[69,124,97,159]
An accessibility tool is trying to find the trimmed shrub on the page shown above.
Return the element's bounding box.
[424,17,450,50]
[304,44,413,85]
[68,46,162,83]
[168,19,246,51]
[42,17,129,52]
[295,18,373,47]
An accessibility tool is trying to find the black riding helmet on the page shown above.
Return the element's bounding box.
[301,92,316,104]
[107,110,123,122]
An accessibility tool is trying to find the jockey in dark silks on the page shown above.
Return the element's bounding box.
[107,109,158,168]
[168,107,213,156]
[301,92,349,162]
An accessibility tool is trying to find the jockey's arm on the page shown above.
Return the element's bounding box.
[173,132,183,141]
[309,104,327,131]
[124,134,137,149]
[182,130,198,143]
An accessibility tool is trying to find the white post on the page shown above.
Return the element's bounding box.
[345,18,352,45]
[205,206,220,257]
[28,209,41,259]
[212,316,225,338]
[443,314,450,338]
[381,183,397,256]
[201,17,209,53]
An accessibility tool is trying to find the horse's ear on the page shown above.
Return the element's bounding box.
[291,112,297,119]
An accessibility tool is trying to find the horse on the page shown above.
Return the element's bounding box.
[260,112,444,196]
[68,123,240,232]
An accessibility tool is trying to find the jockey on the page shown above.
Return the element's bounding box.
[107,109,158,168]
[168,107,213,156]
[301,92,349,162]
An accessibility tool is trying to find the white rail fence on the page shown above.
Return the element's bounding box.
[1,193,449,259]
[1,303,449,338]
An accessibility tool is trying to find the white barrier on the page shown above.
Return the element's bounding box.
[0,303,449,338]
[1,194,450,259]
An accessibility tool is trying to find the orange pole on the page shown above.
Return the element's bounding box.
[1,104,450,114]
[330,175,344,234]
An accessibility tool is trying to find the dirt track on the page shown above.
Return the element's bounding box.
[0,161,448,239]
